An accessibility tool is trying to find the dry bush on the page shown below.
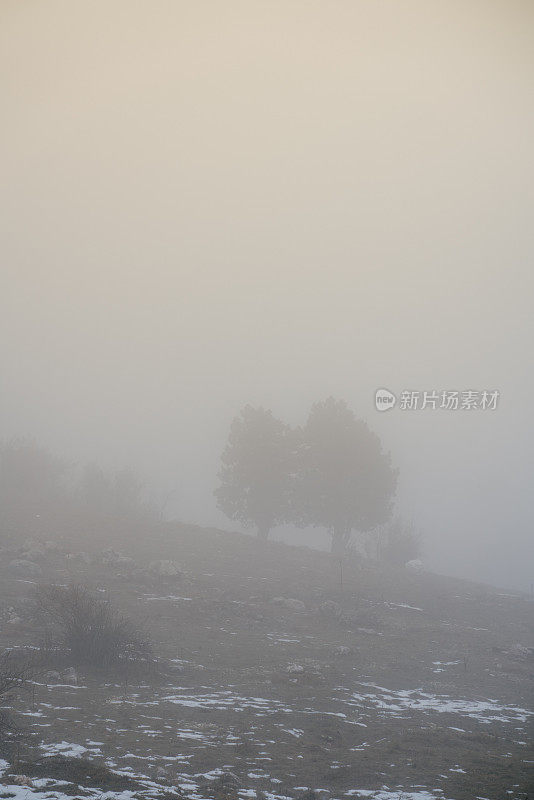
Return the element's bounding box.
[0,650,34,698]
[0,649,35,736]
[35,584,152,669]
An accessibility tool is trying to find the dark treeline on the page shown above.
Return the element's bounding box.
[0,438,156,536]
[215,397,421,562]
[1,400,421,565]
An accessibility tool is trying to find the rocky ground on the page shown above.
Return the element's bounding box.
[0,521,532,800]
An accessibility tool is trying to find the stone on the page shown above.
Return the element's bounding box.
[270,597,305,612]
[333,645,352,656]
[508,643,534,659]
[149,559,183,577]
[102,549,135,568]
[318,600,341,618]
[11,775,33,787]
[62,667,78,684]
[406,559,424,571]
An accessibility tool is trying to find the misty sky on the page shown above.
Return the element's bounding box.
[1,1,533,590]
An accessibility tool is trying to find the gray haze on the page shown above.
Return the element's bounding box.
[1,1,533,590]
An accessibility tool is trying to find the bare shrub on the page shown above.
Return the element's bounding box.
[0,650,34,698]
[10,756,138,791]
[0,650,35,736]
[35,584,152,669]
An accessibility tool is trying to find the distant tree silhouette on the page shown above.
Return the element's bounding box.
[80,462,111,515]
[377,517,422,566]
[293,397,397,555]
[215,406,292,540]
[0,438,154,534]
[80,462,150,520]
[0,438,68,522]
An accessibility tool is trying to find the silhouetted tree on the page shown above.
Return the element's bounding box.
[0,439,154,533]
[0,438,68,522]
[293,398,397,555]
[377,517,422,566]
[0,650,35,734]
[80,462,112,515]
[215,406,292,539]
[112,468,145,517]
[80,463,151,520]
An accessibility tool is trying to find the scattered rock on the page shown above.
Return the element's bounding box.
[357,627,383,636]
[149,559,183,578]
[339,609,360,624]
[318,600,342,619]
[12,757,137,790]
[507,643,534,659]
[61,667,78,684]
[10,775,33,787]
[296,791,328,800]
[199,770,240,800]
[102,549,136,568]
[222,772,240,785]
[270,597,306,612]
[406,559,424,571]
[333,645,352,656]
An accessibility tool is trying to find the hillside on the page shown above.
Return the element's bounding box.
[0,521,532,800]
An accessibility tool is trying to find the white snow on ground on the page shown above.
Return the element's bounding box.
[339,683,533,724]
[281,728,304,738]
[2,756,458,800]
[4,662,531,800]
[41,741,90,757]
[144,595,193,602]
[0,760,177,800]
[162,689,291,713]
[32,682,87,689]
[345,792,453,800]
[26,670,533,730]
[431,660,461,673]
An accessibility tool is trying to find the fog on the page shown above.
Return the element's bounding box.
[1,0,533,590]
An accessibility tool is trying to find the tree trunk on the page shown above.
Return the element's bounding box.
[330,528,346,555]
[257,524,270,540]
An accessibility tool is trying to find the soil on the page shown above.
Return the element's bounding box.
[0,520,532,800]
